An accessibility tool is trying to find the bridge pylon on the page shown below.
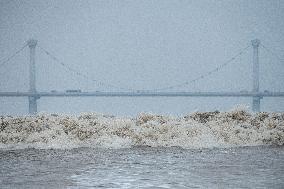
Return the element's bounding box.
[252,39,260,112]
[27,39,38,114]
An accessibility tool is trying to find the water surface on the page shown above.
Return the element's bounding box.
[1,146,283,188]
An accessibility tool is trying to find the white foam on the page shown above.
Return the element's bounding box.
[0,110,283,150]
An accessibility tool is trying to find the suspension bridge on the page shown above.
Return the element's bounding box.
[0,39,283,114]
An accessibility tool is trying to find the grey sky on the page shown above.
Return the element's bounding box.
[0,0,284,115]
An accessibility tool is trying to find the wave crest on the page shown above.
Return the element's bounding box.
[0,110,283,149]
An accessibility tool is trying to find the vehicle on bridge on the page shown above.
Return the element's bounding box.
[264,90,270,94]
[66,89,82,93]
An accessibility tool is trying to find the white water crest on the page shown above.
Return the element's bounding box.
[0,109,283,150]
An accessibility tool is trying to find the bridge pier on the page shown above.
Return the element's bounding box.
[27,39,38,114]
[252,39,260,112]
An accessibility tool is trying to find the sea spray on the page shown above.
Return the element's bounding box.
[0,110,283,150]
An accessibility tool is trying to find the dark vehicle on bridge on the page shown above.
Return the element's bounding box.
[66,89,82,93]
[264,90,270,94]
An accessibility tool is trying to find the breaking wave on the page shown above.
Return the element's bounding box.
[0,109,284,150]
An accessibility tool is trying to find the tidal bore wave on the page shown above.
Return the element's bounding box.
[0,110,283,150]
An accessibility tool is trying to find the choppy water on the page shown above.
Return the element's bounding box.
[1,110,284,149]
[0,146,283,188]
[0,110,284,188]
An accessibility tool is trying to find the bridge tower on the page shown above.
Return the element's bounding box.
[27,39,38,114]
[252,39,260,112]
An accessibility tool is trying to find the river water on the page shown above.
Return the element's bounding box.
[0,146,284,188]
[0,110,284,188]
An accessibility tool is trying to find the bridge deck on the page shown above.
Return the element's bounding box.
[0,91,284,97]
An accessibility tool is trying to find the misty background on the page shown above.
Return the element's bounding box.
[0,0,283,116]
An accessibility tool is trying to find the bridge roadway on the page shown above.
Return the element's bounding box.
[0,91,284,98]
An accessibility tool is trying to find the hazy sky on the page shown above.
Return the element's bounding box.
[0,0,284,115]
